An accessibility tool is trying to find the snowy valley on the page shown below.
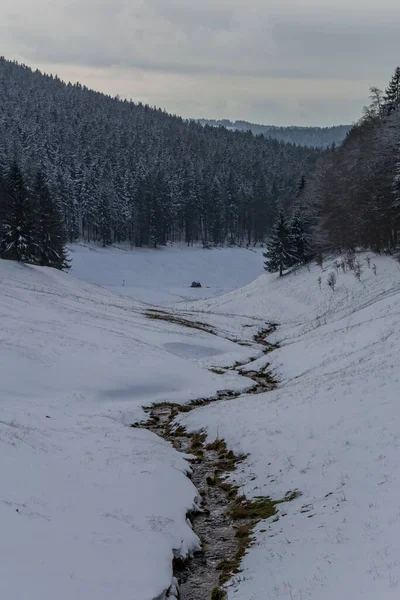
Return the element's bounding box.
[2,246,400,599]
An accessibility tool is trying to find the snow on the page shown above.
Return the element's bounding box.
[178,254,400,599]
[4,245,400,600]
[68,243,264,305]
[0,258,255,600]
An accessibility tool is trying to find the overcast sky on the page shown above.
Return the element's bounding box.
[2,0,400,126]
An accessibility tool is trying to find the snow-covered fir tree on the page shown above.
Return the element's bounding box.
[384,67,400,115]
[31,168,69,269]
[0,161,37,263]
[296,175,307,197]
[0,159,69,269]
[290,211,311,265]
[0,57,319,247]
[263,211,295,276]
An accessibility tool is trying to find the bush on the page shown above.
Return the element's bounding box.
[327,271,337,291]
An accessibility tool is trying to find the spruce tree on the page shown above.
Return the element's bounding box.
[97,190,111,247]
[296,175,307,197]
[0,58,322,248]
[263,211,294,276]
[290,211,311,265]
[0,161,37,263]
[149,174,168,248]
[384,67,400,115]
[31,168,69,269]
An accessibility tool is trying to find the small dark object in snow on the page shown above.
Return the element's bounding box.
[191,281,202,288]
[46,415,51,418]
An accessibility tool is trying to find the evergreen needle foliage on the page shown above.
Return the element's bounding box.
[263,211,296,276]
[0,161,69,270]
[0,57,319,247]
[0,161,37,263]
[33,169,69,269]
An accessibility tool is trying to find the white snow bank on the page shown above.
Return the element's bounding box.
[179,254,400,599]
[0,259,254,600]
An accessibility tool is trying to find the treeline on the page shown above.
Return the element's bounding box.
[0,160,68,269]
[198,119,351,148]
[265,67,400,276]
[306,67,400,254]
[0,57,319,248]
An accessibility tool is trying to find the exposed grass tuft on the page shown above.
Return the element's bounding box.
[227,496,277,520]
[205,438,226,452]
[234,524,253,539]
[211,587,226,600]
[227,489,301,521]
[189,432,207,448]
[173,425,188,436]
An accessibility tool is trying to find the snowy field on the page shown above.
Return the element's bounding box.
[3,247,400,600]
[68,243,264,305]
[0,258,256,600]
[178,254,400,599]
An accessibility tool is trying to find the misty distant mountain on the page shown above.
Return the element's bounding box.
[198,119,351,148]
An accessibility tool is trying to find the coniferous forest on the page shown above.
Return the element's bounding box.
[2,57,400,273]
[198,120,351,148]
[0,161,69,269]
[0,57,319,253]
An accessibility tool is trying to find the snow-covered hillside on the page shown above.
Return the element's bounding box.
[0,258,256,600]
[68,244,264,305]
[178,254,400,599]
[3,249,400,600]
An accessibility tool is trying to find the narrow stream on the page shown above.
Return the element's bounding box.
[139,325,280,600]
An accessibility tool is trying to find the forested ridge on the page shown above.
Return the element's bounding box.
[3,55,397,276]
[264,67,400,277]
[0,57,319,249]
[198,120,351,148]
[301,69,400,254]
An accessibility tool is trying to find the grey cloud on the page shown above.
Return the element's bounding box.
[270,16,400,80]
[2,0,400,124]
[148,0,235,32]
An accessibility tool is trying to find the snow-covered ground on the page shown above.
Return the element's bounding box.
[178,254,400,599]
[68,243,264,305]
[4,246,400,600]
[0,258,256,600]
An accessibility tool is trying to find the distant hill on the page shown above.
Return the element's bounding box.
[0,57,319,247]
[198,119,351,148]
